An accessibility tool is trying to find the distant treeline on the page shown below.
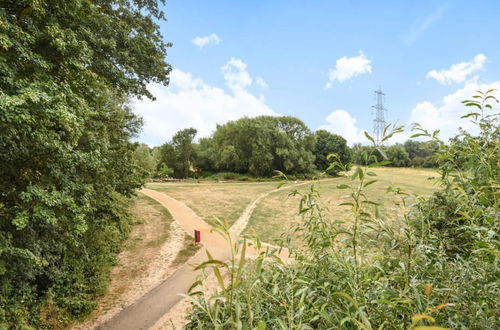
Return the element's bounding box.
[352,140,439,168]
[133,116,440,179]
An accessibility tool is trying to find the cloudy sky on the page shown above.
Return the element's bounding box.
[134,0,500,146]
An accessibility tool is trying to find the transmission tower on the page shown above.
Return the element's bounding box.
[372,88,387,144]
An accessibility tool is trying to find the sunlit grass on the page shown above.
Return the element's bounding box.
[245,167,439,245]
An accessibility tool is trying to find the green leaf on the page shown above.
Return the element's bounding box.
[461,112,480,119]
[364,180,377,187]
[351,167,362,180]
[464,102,481,109]
[364,131,375,144]
[369,160,391,167]
[336,184,350,189]
[194,259,228,270]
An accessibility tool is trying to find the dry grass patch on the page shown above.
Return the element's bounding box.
[146,182,281,225]
[75,194,199,329]
[245,167,440,246]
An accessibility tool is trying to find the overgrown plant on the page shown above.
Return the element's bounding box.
[185,91,499,329]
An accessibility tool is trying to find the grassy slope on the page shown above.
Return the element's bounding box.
[146,181,281,225]
[245,168,440,245]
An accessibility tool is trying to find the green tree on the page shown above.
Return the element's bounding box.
[171,128,198,178]
[314,130,352,174]
[385,144,411,167]
[403,140,439,167]
[157,128,198,178]
[132,143,157,177]
[209,116,316,176]
[352,144,383,165]
[194,137,216,172]
[0,0,170,326]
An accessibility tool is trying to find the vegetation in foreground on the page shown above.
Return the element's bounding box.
[184,91,499,329]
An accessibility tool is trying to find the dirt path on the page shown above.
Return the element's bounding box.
[98,181,316,329]
[229,181,311,238]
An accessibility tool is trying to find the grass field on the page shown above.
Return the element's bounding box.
[146,168,439,247]
[146,181,283,225]
[244,167,440,245]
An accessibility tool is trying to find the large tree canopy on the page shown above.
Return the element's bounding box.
[158,128,198,178]
[0,0,170,326]
[313,130,352,174]
[208,116,316,176]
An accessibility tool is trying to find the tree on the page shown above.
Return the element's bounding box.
[208,116,316,176]
[385,144,411,167]
[0,0,170,326]
[314,130,352,174]
[194,137,216,172]
[171,128,198,178]
[403,140,439,167]
[132,144,157,177]
[352,144,383,165]
[157,128,198,178]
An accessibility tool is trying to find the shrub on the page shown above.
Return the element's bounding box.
[184,91,499,329]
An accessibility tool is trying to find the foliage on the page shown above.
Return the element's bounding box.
[157,163,174,178]
[411,89,499,256]
[132,143,157,177]
[403,140,439,168]
[157,128,198,178]
[0,0,170,326]
[352,141,438,168]
[385,144,411,167]
[352,144,383,165]
[194,137,217,172]
[185,91,499,329]
[314,129,352,175]
[205,116,316,177]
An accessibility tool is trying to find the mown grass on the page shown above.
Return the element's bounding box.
[146,181,282,225]
[244,167,439,245]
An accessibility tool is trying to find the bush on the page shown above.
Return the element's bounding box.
[385,144,411,167]
[184,92,499,329]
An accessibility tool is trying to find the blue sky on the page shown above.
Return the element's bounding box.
[134,0,500,146]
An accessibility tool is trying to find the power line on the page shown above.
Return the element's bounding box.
[372,88,387,144]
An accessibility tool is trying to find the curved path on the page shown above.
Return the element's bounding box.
[99,181,313,330]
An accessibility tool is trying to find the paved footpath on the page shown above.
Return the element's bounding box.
[99,181,314,329]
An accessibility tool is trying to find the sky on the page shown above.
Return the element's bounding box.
[133,0,500,146]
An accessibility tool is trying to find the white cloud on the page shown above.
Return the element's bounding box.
[408,79,500,141]
[318,80,500,146]
[221,57,253,90]
[318,110,369,145]
[192,33,221,48]
[132,60,275,145]
[256,77,269,88]
[426,54,487,85]
[325,51,372,87]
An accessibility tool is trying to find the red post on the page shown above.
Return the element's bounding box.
[194,230,201,243]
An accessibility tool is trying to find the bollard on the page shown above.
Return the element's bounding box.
[194,229,201,243]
